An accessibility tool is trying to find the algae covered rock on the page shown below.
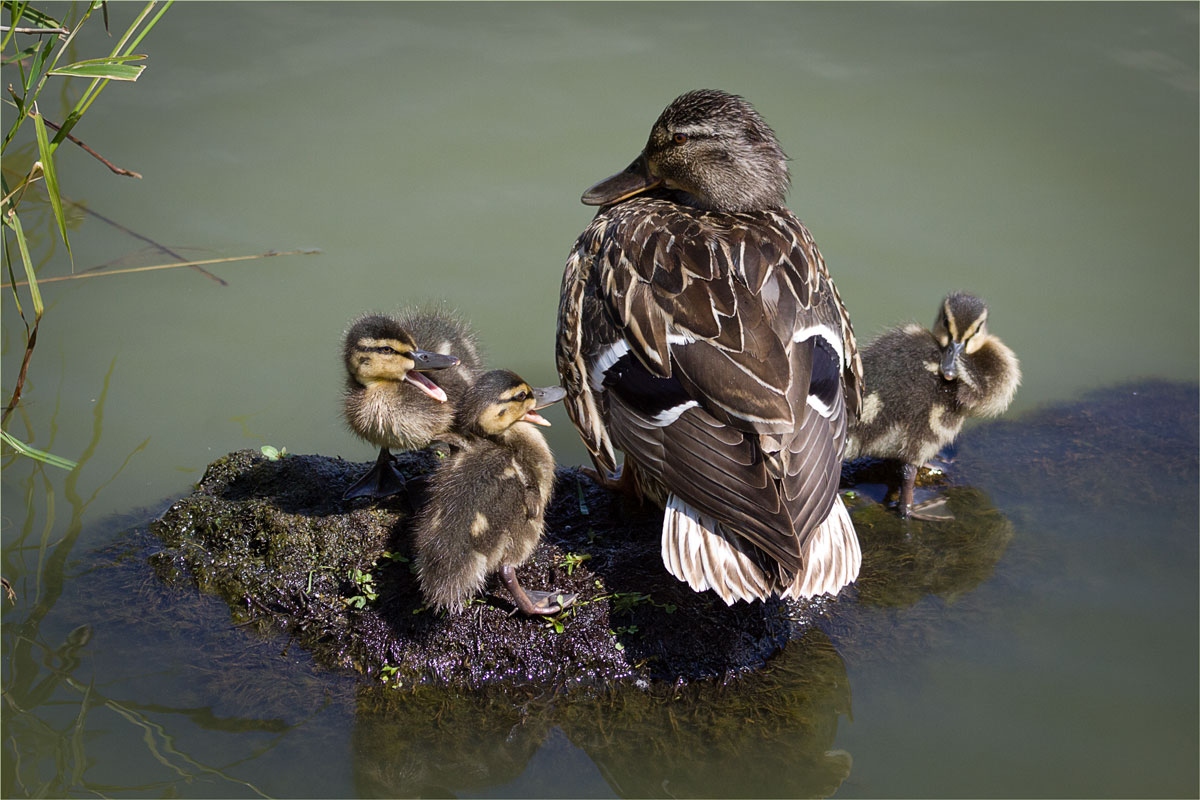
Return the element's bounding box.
[151,448,806,690]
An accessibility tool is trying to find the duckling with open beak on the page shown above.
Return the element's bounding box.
[341,310,482,500]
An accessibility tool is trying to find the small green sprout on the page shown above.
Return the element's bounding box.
[344,567,378,608]
[575,476,590,515]
[560,552,592,576]
[610,591,675,615]
[540,601,577,634]
[609,623,639,651]
[260,445,289,461]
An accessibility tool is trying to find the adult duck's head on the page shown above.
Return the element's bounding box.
[581,89,791,213]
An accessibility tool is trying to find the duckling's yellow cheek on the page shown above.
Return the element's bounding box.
[470,512,490,540]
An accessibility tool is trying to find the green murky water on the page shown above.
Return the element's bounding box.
[3,3,1197,797]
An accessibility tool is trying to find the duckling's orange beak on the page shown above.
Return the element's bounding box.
[581,154,662,206]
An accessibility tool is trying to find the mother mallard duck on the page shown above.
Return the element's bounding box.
[557,89,863,604]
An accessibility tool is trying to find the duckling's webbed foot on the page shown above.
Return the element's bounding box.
[343,448,409,501]
[498,565,577,616]
[909,496,955,522]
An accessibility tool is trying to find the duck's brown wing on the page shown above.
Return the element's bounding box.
[567,198,859,579]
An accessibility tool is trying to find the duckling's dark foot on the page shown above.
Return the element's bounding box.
[343,448,409,501]
[896,462,919,519]
[909,496,955,522]
[498,565,577,616]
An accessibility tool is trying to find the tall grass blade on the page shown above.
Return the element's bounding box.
[49,55,146,81]
[6,4,65,30]
[2,205,44,318]
[25,34,57,92]
[125,1,173,53]
[0,431,78,471]
[32,111,72,263]
[2,248,321,287]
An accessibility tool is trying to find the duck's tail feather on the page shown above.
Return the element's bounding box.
[661,494,774,604]
[783,494,860,599]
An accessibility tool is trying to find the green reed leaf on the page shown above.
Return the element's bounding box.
[32,111,71,263]
[0,431,78,470]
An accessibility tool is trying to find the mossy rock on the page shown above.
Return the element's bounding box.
[150,448,810,690]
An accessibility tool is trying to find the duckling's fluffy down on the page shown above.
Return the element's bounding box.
[413,424,555,613]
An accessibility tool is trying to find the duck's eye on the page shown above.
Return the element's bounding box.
[672,132,688,145]
[512,391,529,403]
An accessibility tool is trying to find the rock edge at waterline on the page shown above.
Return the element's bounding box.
[150,448,822,690]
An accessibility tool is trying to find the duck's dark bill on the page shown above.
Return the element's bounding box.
[532,385,567,409]
[940,342,964,380]
[410,348,460,371]
[581,157,662,206]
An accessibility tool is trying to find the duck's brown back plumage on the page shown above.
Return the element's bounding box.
[558,89,863,604]
[558,196,861,601]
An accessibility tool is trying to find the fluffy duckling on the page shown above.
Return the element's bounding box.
[413,370,574,616]
[342,309,482,500]
[846,291,1021,518]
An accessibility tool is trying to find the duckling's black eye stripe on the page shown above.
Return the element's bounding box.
[363,345,401,355]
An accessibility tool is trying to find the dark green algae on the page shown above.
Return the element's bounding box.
[150,447,810,691]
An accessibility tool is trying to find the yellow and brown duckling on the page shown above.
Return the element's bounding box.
[557,89,863,604]
[342,309,482,500]
[413,369,574,616]
[846,291,1021,519]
